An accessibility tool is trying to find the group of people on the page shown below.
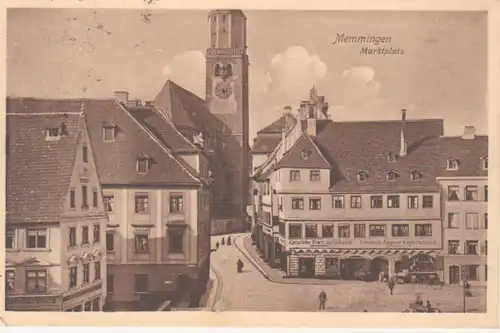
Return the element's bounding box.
[215,236,232,250]
[213,236,245,273]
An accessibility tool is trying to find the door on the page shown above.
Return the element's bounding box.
[449,265,460,284]
[298,258,315,277]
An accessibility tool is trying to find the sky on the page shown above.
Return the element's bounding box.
[7,9,487,139]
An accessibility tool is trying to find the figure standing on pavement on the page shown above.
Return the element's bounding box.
[215,241,220,250]
[318,290,327,310]
[227,236,232,245]
[388,277,395,295]
[237,259,244,273]
[221,237,225,246]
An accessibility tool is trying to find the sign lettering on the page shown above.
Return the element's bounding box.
[286,238,439,249]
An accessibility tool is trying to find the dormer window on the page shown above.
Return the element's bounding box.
[387,152,398,162]
[102,122,116,142]
[357,171,368,182]
[45,127,61,141]
[386,171,398,181]
[301,148,312,160]
[482,156,488,170]
[410,171,422,181]
[136,154,150,174]
[446,158,459,170]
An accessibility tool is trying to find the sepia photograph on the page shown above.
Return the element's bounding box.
[3,3,497,326]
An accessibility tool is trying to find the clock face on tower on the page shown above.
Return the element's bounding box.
[214,81,233,99]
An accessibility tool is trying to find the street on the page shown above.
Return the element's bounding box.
[209,234,487,312]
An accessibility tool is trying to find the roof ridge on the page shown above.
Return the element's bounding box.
[114,101,202,184]
[306,134,332,168]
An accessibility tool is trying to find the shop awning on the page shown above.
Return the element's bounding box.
[290,248,438,257]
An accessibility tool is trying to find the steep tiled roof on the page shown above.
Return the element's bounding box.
[269,118,444,192]
[83,99,202,185]
[6,98,84,223]
[437,136,488,177]
[276,132,331,169]
[252,135,282,154]
[257,114,296,134]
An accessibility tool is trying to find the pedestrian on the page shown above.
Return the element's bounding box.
[227,236,232,245]
[318,290,327,310]
[388,278,395,295]
[221,237,225,246]
[426,300,432,312]
[237,259,244,273]
[216,241,220,250]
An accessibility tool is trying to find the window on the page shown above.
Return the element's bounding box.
[82,145,88,163]
[446,158,459,170]
[290,170,300,181]
[415,224,432,236]
[407,196,418,209]
[81,184,88,209]
[46,128,60,138]
[291,197,304,210]
[70,188,76,209]
[410,171,422,181]
[392,224,409,237]
[370,195,383,208]
[387,152,397,162]
[92,298,100,311]
[168,229,184,253]
[332,195,345,209]
[26,229,47,249]
[289,224,302,238]
[107,274,114,293]
[6,270,15,292]
[445,213,459,229]
[103,195,114,213]
[305,224,318,238]
[466,213,479,229]
[134,274,148,293]
[26,270,47,293]
[83,263,90,283]
[482,157,488,170]
[422,195,433,208]
[484,240,488,255]
[135,234,149,252]
[354,224,365,238]
[464,265,479,280]
[448,186,459,201]
[135,194,149,213]
[310,170,320,181]
[94,261,101,281]
[69,266,77,288]
[82,226,89,245]
[387,195,400,208]
[448,240,460,255]
[106,233,114,252]
[485,265,488,281]
[93,224,100,243]
[386,171,398,181]
[369,224,386,237]
[309,198,321,210]
[465,186,478,201]
[322,224,334,238]
[6,229,15,249]
[103,127,115,142]
[69,227,77,247]
[84,301,92,312]
[484,186,488,202]
[484,213,488,229]
[466,241,479,255]
[137,158,149,174]
[357,172,368,182]
[301,149,312,160]
[338,225,350,238]
[350,196,361,208]
[169,194,184,213]
[92,189,98,208]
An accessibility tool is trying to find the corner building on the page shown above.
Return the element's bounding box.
[253,88,445,280]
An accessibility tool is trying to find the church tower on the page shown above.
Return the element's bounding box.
[206,10,250,232]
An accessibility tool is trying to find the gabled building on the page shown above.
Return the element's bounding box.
[437,127,488,285]
[252,87,446,281]
[6,98,108,311]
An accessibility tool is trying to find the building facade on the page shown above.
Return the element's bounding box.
[252,88,449,281]
[6,99,108,311]
[437,130,488,285]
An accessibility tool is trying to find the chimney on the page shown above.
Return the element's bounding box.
[400,109,407,157]
[281,128,287,150]
[114,91,129,105]
[283,106,293,131]
[462,126,476,140]
[307,118,317,137]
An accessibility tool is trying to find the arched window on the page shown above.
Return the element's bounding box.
[410,170,422,181]
[446,158,459,170]
[387,152,398,162]
[225,64,233,77]
[386,171,398,181]
[357,171,368,182]
[214,64,221,77]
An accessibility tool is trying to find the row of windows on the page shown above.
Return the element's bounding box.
[447,240,487,255]
[6,228,47,250]
[69,260,101,289]
[106,228,185,254]
[288,194,434,211]
[106,273,148,293]
[448,185,488,202]
[446,157,488,171]
[5,269,48,294]
[286,223,433,239]
[68,224,100,248]
[447,212,487,229]
[102,193,185,214]
[287,169,425,183]
[69,185,100,210]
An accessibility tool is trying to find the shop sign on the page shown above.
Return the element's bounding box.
[287,238,439,249]
[278,235,286,246]
[262,225,273,236]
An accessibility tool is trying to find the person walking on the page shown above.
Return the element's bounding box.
[221,237,225,246]
[388,278,395,295]
[237,259,244,273]
[318,290,327,310]
[215,241,220,250]
[227,236,232,245]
